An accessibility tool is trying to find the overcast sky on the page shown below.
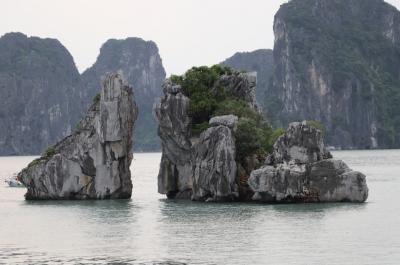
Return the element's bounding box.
[2,0,400,75]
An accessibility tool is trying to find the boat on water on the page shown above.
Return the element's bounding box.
[4,174,25,188]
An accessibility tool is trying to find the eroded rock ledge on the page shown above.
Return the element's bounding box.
[19,73,138,200]
[249,122,369,203]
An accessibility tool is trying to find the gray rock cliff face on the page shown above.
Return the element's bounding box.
[0,34,165,155]
[154,81,192,199]
[266,121,332,165]
[221,49,273,111]
[192,116,238,202]
[215,72,260,113]
[155,73,259,200]
[19,73,138,200]
[81,38,166,151]
[267,0,400,149]
[0,32,83,155]
[248,121,369,203]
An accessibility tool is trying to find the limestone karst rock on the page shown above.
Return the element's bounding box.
[0,32,83,155]
[155,70,260,200]
[155,66,368,204]
[248,122,369,203]
[19,73,138,200]
[81,37,166,151]
[265,120,332,165]
[154,81,192,199]
[221,49,273,111]
[267,0,400,149]
[0,33,165,155]
[192,115,238,202]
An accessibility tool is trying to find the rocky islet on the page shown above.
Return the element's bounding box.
[155,67,369,203]
[249,122,369,203]
[18,69,369,203]
[19,73,138,200]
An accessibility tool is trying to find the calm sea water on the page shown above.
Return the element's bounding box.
[0,150,399,265]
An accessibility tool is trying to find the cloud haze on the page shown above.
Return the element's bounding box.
[1,0,400,75]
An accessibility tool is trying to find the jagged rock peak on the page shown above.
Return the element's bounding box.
[249,121,369,203]
[81,36,166,152]
[155,66,262,200]
[154,78,192,199]
[221,49,273,109]
[19,73,138,200]
[84,37,165,98]
[266,121,332,165]
[215,71,261,113]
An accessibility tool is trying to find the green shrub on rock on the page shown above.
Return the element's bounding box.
[170,64,275,161]
[171,65,234,127]
[235,119,262,161]
[92,93,101,104]
[27,158,41,168]
[42,146,56,159]
[214,99,261,122]
[268,128,286,148]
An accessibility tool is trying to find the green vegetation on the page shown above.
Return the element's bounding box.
[92,93,101,104]
[269,128,286,147]
[27,145,57,168]
[214,100,261,122]
[42,146,56,159]
[27,158,41,168]
[235,118,273,161]
[170,65,278,162]
[170,65,233,127]
[27,145,57,169]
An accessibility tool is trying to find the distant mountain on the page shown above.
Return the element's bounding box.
[0,32,83,155]
[0,33,166,155]
[266,0,400,149]
[221,49,273,110]
[81,38,166,151]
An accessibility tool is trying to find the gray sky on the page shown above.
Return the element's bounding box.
[2,0,400,76]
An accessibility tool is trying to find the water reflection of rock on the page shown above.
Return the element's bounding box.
[23,199,138,224]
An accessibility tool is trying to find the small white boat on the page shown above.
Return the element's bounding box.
[4,174,25,188]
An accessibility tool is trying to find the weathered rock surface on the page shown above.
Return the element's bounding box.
[0,33,165,156]
[81,37,166,151]
[248,121,369,203]
[19,73,138,200]
[0,32,83,155]
[154,81,192,199]
[155,73,259,200]
[267,0,400,149]
[192,117,238,202]
[221,49,273,111]
[266,122,332,165]
[215,72,261,113]
[209,115,238,129]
